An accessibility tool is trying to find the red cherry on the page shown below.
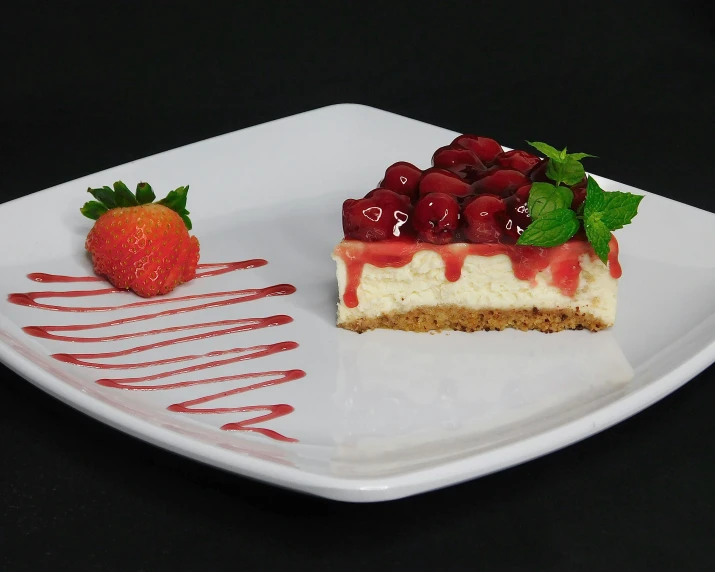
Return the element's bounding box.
[343,189,412,241]
[493,150,541,175]
[499,184,532,240]
[571,182,587,211]
[432,145,486,170]
[472,168,530,197]
[417,167,473,198]
[529,158,550,182]
[412,193,460,244]
[451,135,503,164]
[462,195,507,243]
[378,161,422,200]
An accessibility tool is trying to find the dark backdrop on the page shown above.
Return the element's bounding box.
[1,2,714,571]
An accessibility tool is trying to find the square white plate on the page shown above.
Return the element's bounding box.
[1,104,714,502]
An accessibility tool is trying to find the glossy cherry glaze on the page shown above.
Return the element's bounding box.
[10,261,304,442]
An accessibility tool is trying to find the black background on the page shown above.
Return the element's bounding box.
[1,2,714,571]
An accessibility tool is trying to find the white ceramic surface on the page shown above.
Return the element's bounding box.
[1,104,714,502]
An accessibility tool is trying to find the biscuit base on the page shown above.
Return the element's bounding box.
[337,305,609,334]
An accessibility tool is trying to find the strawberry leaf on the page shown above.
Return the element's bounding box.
[157,185,192,229]
[80,200,109,220]
[136,182,156,204]
[113,181,139,207]
[87,186,117,209]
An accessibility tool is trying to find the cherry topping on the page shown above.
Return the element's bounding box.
[493,150,541,175]
[451,135,504,164]
[571,181,587,211]
[472,168,530,198]
[432,145,486,171]
[412,193,460,244]
[417,167,473,198]
[528,158,550,183]
[343,189,412,241]
[378,161,422,200]
[462,195,507,243]
[499,184,532,240]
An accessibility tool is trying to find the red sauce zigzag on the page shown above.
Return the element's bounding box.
[8,261,304,442]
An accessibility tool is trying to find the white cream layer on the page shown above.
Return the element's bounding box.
[333,249,617,326]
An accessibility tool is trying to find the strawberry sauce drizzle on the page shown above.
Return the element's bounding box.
[9,259,303,442]
[335,236,620,308]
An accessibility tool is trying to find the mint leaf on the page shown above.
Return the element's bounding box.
[516,209,579,247]
[527,182,574,220]
[583,176,607,219]
[600,192,643,230]
[80,200,108,220]
[559,147,567,160]
[113,181,139,207]
[584,214,612,264]
[526,141,562,161]
[567,152,597,161]
[87,186,116,209]
[546,156,585,186]
[136,182,156,205]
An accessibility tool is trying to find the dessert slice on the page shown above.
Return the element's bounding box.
[332,137,642,333]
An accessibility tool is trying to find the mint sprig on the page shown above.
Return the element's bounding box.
[80,181,193,230]
[517,209,580,247]
[517,141,643,264]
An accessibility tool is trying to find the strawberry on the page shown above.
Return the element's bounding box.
[80,181,200,297]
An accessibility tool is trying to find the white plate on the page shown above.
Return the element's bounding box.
[1,104,714,503]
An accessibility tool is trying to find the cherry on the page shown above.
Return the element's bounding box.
[571,181,587,211]
[529,159,550,183]
[499,184,532,240]
[432,145,486,171]
[472,168,530,197]
[378,161,422,200]
[412,193,460,244]
[493,150,541,175]
[462,195,507,243]
[343,189,412,241]
[417,167,473,198]
[451,135,503,164]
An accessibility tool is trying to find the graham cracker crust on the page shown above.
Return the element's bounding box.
[338,305,609,334]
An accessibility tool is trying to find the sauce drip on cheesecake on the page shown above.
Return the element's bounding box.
[335,236,620,309]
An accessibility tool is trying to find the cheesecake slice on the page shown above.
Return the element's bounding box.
[333,135,639,334]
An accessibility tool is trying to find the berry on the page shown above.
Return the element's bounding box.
[499,184,532,240]
[378,161,422,200]
[82,182,200,298]
[412,193,460,244]
[571,181,587,211]
[493,150,541,175]
[462,195,506,243]
[432,145,486,171]
[343,189,411,241]
[451,135,503,164]
[472,168,530,197]
[417,167,473,198]
[529,158,550,182]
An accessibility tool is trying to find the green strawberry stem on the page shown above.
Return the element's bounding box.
[80,181,193,230]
